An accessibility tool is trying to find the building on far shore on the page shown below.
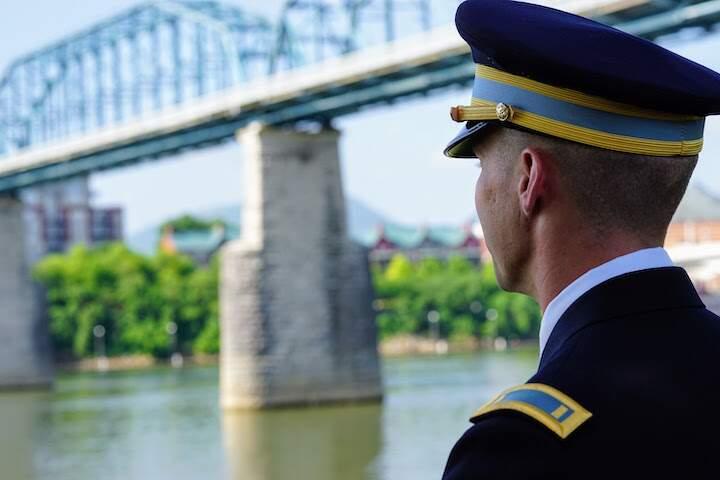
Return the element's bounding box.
[155,217,488,268]
[665,185,720,299]
[360,222,487,265]
[667,185,720,246]
[22,177,123,263]
[159,223,239,265]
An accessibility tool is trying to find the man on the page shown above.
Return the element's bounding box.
[441,0,720,478]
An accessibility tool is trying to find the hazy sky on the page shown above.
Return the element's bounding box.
[2,1,719,234]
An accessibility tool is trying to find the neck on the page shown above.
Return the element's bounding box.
[527,226,660,312]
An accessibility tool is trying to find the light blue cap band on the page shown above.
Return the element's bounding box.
[472,76,705,142]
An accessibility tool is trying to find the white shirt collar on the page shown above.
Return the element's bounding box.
[539,247,674,358]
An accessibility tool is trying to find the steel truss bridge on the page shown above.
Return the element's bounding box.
[2,0,720,191]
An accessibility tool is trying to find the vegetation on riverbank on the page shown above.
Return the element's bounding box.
[34,243,540,361]
[34,243,219,359]
[372,255,540,342]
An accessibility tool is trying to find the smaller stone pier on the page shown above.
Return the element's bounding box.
[0,194,53,389]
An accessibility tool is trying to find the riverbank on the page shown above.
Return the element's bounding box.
[379,334,536,356]
[57,353,220,373]
[56,336,538,373]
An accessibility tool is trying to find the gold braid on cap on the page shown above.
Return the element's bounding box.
[450,102,514,122]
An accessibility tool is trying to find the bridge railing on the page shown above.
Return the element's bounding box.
[0,0,442,157]
[3,0,720,163]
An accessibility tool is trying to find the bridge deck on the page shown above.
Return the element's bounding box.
[2,0,720,191]
[0,25,471,191]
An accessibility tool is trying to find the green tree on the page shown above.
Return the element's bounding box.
[372,253,541,343]
[191,256,220,354]
[34,242,220,359]
[161,214,224,233]
[383,254,414,282]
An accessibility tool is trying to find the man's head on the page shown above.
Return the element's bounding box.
[473,126,697,295]
[442,0,720,308]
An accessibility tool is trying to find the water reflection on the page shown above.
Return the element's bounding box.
[0,352,539,480]
[223,403,382,480]
[0,391,47,480]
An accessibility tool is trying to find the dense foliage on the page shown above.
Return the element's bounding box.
[160,214,225,233]
[372,255,541,341]
[34,243,219,359]
[34,245,539,360]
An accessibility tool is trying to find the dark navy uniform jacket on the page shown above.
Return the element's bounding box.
[442,267,720,479]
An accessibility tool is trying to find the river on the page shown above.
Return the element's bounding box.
[0,349,539,480]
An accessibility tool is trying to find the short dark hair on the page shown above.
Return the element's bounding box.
[500,127,698,242]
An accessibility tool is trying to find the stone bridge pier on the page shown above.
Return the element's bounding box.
[0,194,53,389]
[220,123,382,409]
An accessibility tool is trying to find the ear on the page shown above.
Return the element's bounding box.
[517,147,547,218]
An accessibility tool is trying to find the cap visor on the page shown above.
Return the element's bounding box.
[443,121,491,158]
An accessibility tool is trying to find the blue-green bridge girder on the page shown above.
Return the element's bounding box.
[2,0,720,191]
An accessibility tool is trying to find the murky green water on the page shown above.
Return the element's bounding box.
[0,349,538,480]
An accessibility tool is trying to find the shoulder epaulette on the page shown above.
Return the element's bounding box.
[470,383,592,439]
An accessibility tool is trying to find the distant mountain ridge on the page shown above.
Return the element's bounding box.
[673,184,720,222]
[127,197,392,255]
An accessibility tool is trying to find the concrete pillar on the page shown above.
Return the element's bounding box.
[0,194,52,389]
[220,123,382,409]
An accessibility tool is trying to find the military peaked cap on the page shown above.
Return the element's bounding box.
[445,0,720,158]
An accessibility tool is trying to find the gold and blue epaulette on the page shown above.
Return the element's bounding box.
[470,383,592,439]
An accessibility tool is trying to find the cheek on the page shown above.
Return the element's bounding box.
[475,171,494,220]
[474,175,484,222]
